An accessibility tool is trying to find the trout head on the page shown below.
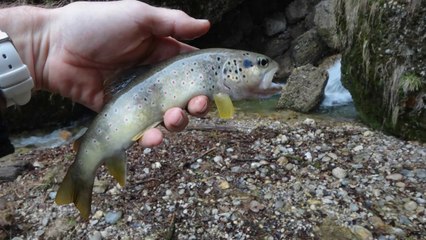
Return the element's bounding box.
[216,51,282,100]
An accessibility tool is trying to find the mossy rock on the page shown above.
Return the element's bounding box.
[337,0,426,142]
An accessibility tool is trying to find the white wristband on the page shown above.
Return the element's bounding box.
[0,31,34,107]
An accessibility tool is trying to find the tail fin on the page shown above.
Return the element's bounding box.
[55,164,95,220]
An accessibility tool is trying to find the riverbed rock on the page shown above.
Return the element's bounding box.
[277,64,328,112]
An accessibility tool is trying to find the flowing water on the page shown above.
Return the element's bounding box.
[10,58,357,148]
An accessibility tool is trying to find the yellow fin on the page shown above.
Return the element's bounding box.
[72,138,81,152]
[214,93,235,119]
[131,121,162,142]
[132,131,144,142]
[105,151,127,187]
[55,164,94,220]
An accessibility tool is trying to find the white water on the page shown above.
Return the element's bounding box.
[321,59,353,107]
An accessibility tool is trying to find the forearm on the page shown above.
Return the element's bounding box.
[0,6,50,89]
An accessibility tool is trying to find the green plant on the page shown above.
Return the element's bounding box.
[399,72,422,94]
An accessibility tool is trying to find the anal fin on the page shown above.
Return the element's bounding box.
[214,93,235,119]
[105,151,127,187]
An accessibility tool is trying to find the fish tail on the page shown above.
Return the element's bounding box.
[55,164,95,220]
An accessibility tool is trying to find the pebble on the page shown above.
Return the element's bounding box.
[403,201,418,211]
[231,166,242,173]
[213,156,223,164]
[369,216,386,231]
[414,169,426,179]
[304,152,312,161]
[395,182,405,188]
[152,162,161,169]
[93,210,104,219]
[219,180,230,190]
[386,173,403,181]
[249,200,265,213]
[350,203,359,212]
[353,145,364,151]
[32,161,44,168]
[352,225,373,240]
[48,191,57,200]
[332,167,347,179]
[143,148,152,154]
[285,163,294,171]
[303,118,315,126]
[105,211,122,224]
[89,231,102,240]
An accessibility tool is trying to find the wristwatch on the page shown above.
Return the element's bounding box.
[0,30,34,107]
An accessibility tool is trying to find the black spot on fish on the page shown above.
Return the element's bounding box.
[235,70,238,74]
[243,75,246,78]
[217,57,221,61]
[144,98,147,101]
[239,68,242,72]
[190,68,194,72]
[215,72,218,76]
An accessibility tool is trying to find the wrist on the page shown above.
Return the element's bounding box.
[0,6,50,90]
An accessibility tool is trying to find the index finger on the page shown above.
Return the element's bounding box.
[135,2,211,40]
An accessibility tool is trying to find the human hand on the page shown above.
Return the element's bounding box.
[0,1,211,147]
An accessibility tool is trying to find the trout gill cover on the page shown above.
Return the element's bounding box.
[55,48,281,219]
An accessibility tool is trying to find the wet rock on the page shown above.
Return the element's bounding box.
[277,64,328,112]
[291,29,327,66]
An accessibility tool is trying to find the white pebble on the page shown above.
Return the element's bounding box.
[332,167,347,179]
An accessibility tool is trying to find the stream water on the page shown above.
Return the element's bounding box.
[11,59,356,149]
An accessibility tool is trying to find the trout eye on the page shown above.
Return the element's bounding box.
[257,57,269,68]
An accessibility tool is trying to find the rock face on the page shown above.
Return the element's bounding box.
[337,0,426,141]
[277,64,328,112]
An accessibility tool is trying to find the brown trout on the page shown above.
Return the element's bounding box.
[55,48,281,219]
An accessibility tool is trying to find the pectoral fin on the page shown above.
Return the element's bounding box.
[214,93,235,119]
[131,121,162,142]
[104,151,127,187]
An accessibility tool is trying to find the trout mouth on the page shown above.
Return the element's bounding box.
[255,66,282,98]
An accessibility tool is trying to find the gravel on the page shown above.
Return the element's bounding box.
[0,112,425,239]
